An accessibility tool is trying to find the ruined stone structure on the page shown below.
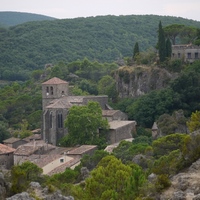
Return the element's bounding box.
[42,77,136,146]
[172,44,200,63]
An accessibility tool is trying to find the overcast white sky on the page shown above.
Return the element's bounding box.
[1,0,200,21]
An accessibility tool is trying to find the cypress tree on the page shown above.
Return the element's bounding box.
[133,42,139,60]
[158,21,166,62]
[166,38,172,58]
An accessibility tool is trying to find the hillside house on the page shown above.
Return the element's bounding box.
[42,77,136,146]
[3,137,27,149]
[172,44,200,63]
[0,144,15,169]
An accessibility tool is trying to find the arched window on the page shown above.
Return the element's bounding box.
[50,112,53,128]
[50,86,53,95]
[58,113,63,128]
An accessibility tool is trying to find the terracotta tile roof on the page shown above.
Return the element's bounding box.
[109,120,136,129]
[67,145,97,155]
[42,77,68,85]
[46,98,73,109]
[0,143,15,154]
[23,134,41,142]
[14,140,55,156]
[102,110,119,116]
[3,137,21,144]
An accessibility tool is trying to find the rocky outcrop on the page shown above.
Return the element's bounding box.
[115,66,178,98]
[6,192,34,200]
[160,158,200,200]
[6,181,74,200]
[0,172,8,200]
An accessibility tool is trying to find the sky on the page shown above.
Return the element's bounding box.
[1,0,200,22]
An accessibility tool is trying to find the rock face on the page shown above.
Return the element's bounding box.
[115,66,178,98]
[0,172,8,199]
[6,192,35,200]
[160,158,200,200]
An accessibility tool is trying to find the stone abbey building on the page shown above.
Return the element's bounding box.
[42,77,136,146]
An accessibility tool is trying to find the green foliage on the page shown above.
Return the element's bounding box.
[63,101,109,147]
[163,24,185,44]
[1,15,200,80]
[112,140,151,163]
[10,161,42,194]
[158,21,166,63]
[0,120,10,143]
[186,110,200,132]
[133,42,140,60]
[0,81,42,130]
[0,12,55,27]
[155,174,171,192]
[80,150,109,171]
[126,88,179,127]
[98,75,118,102]
[152,150,183,175]
[157,110,187,135]
[152,133,187,158]
[182,134,200,166]
[79,155,146,200]
[165,38,172,58]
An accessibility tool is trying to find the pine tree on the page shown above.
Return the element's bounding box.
[158,21,166,62]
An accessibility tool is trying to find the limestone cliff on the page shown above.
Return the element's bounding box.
[114,65,178,98]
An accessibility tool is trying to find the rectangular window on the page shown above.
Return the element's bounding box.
[187,53,191,59]
[178,53,181,58]
[60,158,64,163]
[58,113,63,128]
[195,52,198,59]
[50,112,53,128]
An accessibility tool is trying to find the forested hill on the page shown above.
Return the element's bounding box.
[0,11,56,27]
[1,14,200,80]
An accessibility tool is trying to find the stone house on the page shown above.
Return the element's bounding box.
[172,44,200,63]
[13,140,97,175]
[42,77,136,146]
[0,143,15,169]
[3,137,27,149]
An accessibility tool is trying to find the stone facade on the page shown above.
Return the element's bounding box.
[0,144,15,169]
[172,44,200,63]
[3,137,27,149]
[42,77,136,146]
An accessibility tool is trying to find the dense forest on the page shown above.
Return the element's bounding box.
[0,11,56,27]
[1,14,200,81]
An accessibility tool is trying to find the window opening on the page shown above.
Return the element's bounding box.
[58,113,63,128]
[50,112,53,128]
[50,86,53,95]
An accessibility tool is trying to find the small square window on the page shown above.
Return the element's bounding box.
[60,158,64,163]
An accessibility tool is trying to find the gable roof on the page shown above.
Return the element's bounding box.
[42,77,68,85]
[3,137,21,144]
[0,143,15,154]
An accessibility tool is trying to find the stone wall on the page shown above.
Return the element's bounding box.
[0,153,14,169]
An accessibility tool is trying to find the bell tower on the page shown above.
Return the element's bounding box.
[42,77,69,110]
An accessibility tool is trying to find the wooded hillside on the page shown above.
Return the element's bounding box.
[0,11,56,27]
[0,14,200,81]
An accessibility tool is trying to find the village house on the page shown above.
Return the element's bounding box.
[13,140,97,175]
[172,44,200,63]
[0,143,15,169]
[3,137,27,149]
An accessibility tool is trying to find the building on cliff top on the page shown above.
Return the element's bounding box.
[42,77,136,146]
[172,44,200,63]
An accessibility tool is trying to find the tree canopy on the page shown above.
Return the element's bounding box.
[63,101,109,147]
